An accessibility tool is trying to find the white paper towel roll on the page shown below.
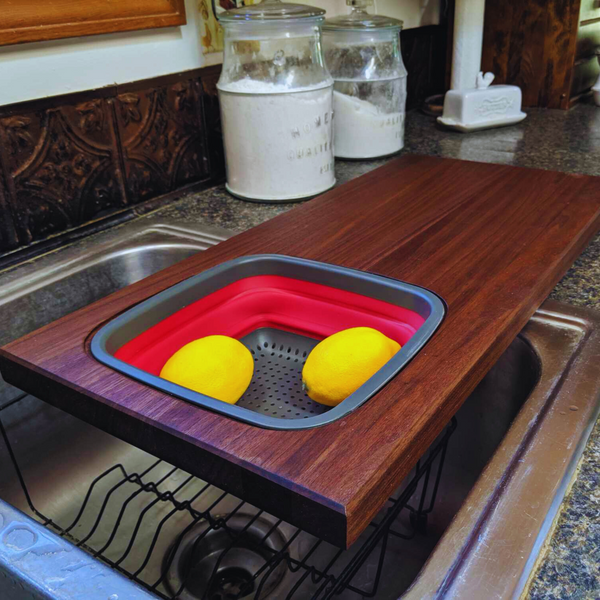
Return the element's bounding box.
[451,0,486,90]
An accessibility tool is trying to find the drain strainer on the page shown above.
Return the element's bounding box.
[165,514,289,600]
[238,328,328,419]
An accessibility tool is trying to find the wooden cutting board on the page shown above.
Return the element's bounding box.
[2,155,600,549]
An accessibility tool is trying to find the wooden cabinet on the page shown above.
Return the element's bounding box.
[481,0,600,109]
[0,0,186,47]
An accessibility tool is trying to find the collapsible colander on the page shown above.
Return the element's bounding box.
[91,255,444,429]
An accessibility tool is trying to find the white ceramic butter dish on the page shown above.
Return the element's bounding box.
[438,72,526,132]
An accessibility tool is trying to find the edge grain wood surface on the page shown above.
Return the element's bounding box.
[3,155,600,548]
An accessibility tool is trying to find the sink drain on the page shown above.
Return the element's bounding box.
[165,514,289,600]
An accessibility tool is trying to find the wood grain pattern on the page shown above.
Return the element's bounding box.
[0,0,186,47]
[481,0,581,109]
[3,155,600,548]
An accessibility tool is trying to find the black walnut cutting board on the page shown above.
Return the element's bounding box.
[2,155,600,548]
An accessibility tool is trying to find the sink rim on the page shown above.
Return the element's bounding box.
[0,221,231,306]
[403,299,600,600]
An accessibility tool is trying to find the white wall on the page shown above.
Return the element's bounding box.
[0,0,206,106]
[0,0,440,107]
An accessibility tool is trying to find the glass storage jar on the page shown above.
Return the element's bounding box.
[217,0,335,202]
[323,0,406,159]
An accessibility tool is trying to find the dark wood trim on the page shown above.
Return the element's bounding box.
[580,16,600,26]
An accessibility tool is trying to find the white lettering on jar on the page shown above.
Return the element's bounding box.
[218,82,335,200]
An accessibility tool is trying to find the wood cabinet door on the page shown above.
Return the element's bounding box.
[0,0,186,47]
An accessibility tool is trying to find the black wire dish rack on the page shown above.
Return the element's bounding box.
[0,392,456,600]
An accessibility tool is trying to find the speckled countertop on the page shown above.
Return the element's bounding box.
[93,101,600,596]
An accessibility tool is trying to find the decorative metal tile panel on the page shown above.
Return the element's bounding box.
[0,99,124,245]
[0,23,443,256]
[114,78,210,203]
[0,71,215,257]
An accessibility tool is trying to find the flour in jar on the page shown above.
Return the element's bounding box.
[333,90,404,159]
[218,80,335,201]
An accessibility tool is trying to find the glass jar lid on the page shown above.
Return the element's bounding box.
[219,0,325,22]
[323,0,402,30]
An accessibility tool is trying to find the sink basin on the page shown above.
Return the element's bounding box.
[0,217,599,600]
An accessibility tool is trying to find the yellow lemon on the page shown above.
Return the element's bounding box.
[302,327,401,407]
[160,336,253,404]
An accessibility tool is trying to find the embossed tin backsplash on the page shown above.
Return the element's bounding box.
[0,24,444,258]
[0,66,222,257]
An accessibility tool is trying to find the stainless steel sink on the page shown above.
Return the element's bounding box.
[0,217,599,600]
